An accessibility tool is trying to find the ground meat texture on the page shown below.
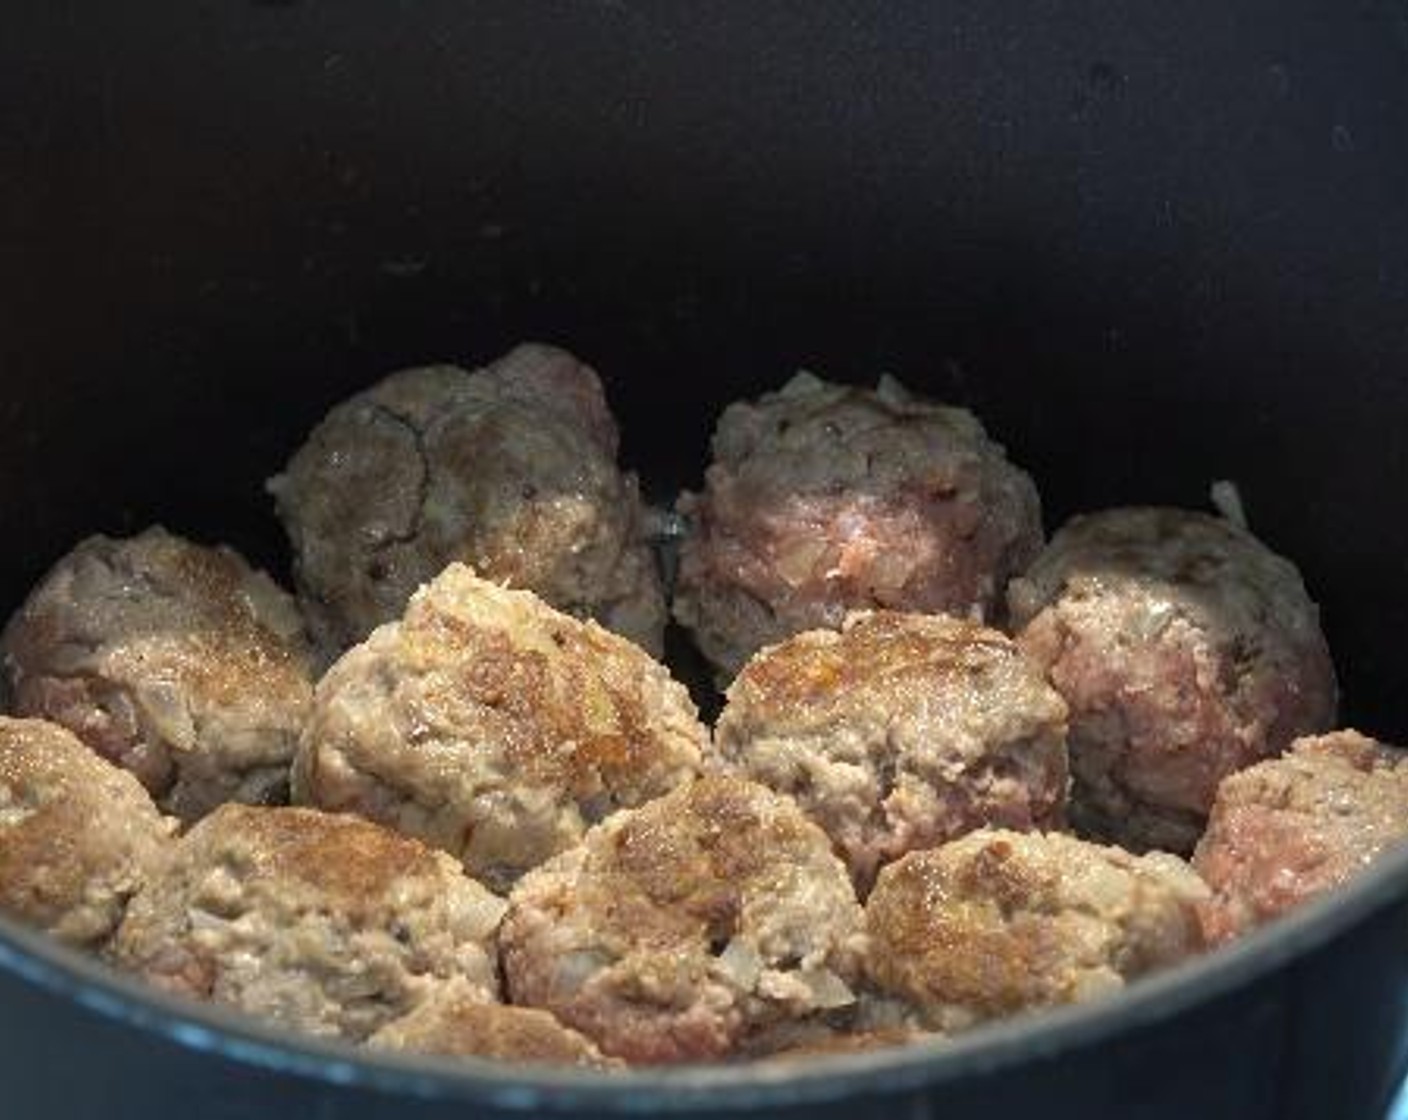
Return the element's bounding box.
[109,805,505,1042]
[368,977,619,1067]
[292,563,708,893]
[748,1025,927,1063]
[715,610,1068,891]
[864,829,1208,1033]
[499,776,866,1065]
[1007,507,1337,854]
[673,372,1043,683]
[1193,730,1408,944]
[0,717,174,947]
[268,342,666,657]
[1,528,317,821]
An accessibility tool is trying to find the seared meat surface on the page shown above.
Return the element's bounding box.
[110,805,505,1042]
[0,716,174,947]
[499,776,866,1064]
[715,610,1068,891]
[864,828,1207,1032]
[368,977,619,1067]
[2,528,316,821]
[293,564,708,893]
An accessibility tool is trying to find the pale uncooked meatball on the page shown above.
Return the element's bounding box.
[499,776,866,1065]
[2,528,317,821]
[864,829,1208,1033]
[109,805,505,1042]
[1194,730,1408,944]
[0,716,174,947]
[674,372,1043,683]
[715,610,1068,891]
[268,342,665,656]
[368,977,619,1068]
[293,564,709,893]
[1008,508,1337,853]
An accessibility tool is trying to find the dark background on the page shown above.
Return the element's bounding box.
[4,2,1408,732]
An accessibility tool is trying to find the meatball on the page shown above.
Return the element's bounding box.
[715,610,1068,891]
[1007,508,1337,853]
[864,829,1208,1033]
[2,528,317,821]
[293,563,709,893]
[499,775,866,1065]
[0,716,174,947]
[1194,730,1408,944]
[368,977,619,1068]
[674,372,1043,682]
[109,804,505,1042]
[268,342,666,656]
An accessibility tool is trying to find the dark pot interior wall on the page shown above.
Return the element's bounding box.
[4,3,1408,729]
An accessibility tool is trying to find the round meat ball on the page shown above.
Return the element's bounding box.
[1194,729,1408,944]
[1007,507,1337,853]
[268,342,666,657]
[2,527,317,821]
[674,372,1043,683]
[109,804,506,1042]
[293,563,709,894]
[367,977,619,1068]
[715,610,1068,891]
[499,775,866,1065]
[0,716,174,947]
[864,829,1208,1033]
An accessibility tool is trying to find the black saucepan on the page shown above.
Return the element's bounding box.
[4,3,1408,1116]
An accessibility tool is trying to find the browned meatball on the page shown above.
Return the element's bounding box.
[0,717,174,947]
[674,372,1043,682]
[715,610,1068,891]
[293,564,709,893]
[2,528,317,821]
[1008,508,1337,853]
[367,978,619,1068]
[109,805,505,1042]
[268,342,665,656]
[1194,730,1408,944]
[864,829,1208,1033]
[499,776,866,1065]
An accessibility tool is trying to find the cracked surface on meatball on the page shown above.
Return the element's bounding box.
[1008,508,1337,853]
[0,716,175,947]
[368,977,619,1067]
[674,372,1043,683]
[109,805,505,1042]
[268,342,665,656]
[1194,730,1408,944]
[2,528,317,821]
[864,829,1208,1033]
[293,564,708,893]
[715,610,1068,891]
[499,776,866,1064]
